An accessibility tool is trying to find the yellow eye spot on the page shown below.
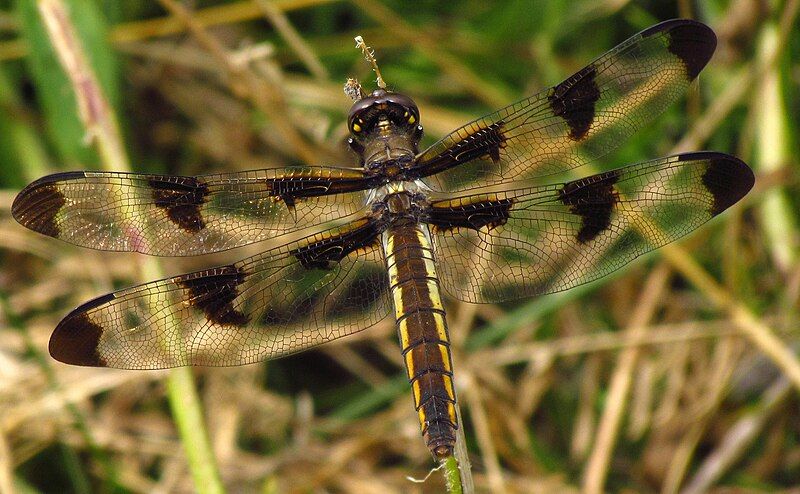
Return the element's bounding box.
[408,115,416,124]
[404,111,409,117]
[353,123,361,132]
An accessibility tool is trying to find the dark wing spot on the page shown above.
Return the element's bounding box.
[291,220,383,270]
[49,293,115,367]
[459,121,507,165]
[427,198,514,233]
[549,64,600,141]
[410,122,507,179]
[12,172,81,237]
[684,153,755,215]
[642,19,716,81]
[150,177,209,233]
[559,169,621,244]
[265,173,374,212]
[178,265,250,326]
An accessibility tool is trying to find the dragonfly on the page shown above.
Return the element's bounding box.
[12,19,754,460]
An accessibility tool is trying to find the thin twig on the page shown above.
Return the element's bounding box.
[354,35,386,89]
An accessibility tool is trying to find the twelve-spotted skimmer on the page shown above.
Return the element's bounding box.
[12,19,754,459]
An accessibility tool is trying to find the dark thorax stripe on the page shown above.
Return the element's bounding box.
[383,222,457,459]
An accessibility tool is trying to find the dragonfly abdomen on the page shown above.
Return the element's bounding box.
[383,221,458,459]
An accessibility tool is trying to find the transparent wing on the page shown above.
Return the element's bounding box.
[413,19,717,192]
[12,166,375,256]
[426,153,753,303]
[48,217,391,369]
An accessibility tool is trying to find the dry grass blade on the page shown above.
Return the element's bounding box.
[35,1,223,492]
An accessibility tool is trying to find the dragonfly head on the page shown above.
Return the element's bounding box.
[347,89,423,163]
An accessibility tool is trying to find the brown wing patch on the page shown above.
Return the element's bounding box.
[49,293,114,367]
[427,195,514,233]
[409,121,507,179]
[548,64,601,141]
[693,153,755,215]
[150,177,210,233]
[12,172,77,237]
[415,19,721,193]
[558,169,622,244]
[291,218,384,270]
[266,169,374,210]
[178,265,250,326]
[643,19,716,80]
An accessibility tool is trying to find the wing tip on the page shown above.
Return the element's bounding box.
[679,152,754,215]
[49,293,114,367]
[642,18,717,80]
[12,172,86,237]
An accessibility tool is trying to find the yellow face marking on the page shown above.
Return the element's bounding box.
[408,114,416,124]
[352,123,361,133]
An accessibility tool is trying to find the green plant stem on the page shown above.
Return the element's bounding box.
[167,368,225,494]
[441,455,463,494]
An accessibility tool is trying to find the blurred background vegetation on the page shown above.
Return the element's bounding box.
[0,0,798,492]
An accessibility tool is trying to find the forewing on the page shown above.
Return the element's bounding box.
[414,19,717,192]
[48,218,391,369]
[426,153,753,303]
[12,166,374,256]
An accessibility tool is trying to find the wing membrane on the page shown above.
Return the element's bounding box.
[414,19,717,192]
[48,218,391,369]
[12,166,375,256]
[426,153,753,303]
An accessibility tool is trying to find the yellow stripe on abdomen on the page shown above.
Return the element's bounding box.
[383,221,458,459]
